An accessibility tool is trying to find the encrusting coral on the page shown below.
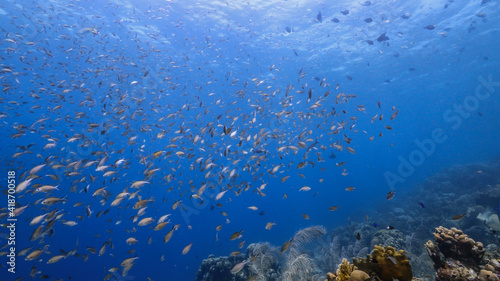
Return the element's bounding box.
[353,245,413,281]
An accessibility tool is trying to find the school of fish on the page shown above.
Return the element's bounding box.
[0,1,403,280]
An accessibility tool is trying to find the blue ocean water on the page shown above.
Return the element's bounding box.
[0,0,499,280]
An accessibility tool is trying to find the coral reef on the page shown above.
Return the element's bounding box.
[280,226,326,281]
[246,242,282,280]
[195,242,282,281]
[431,226,485,265]
[371,228,406,249]
[196,160,500,281]
[353,245,413,281]
[425,227,499,281]
[324,259,368,281]
[334,258,356,281]
[195,254,248,281]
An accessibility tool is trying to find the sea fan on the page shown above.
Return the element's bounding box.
[280,253,316,281]
[279,226,327,281]
[247,242,283,280]
[247,242,274,256]
[351,240,369,259]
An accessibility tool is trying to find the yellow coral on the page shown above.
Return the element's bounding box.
[353,245,413,281]
[335,258,357,281]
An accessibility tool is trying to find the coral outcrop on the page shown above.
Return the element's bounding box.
[430,226,485,266]
[324,259,369,281]
[425,226,498,281]
[353,245,413,281]
[335,258,356,281]
[326,245,413,281]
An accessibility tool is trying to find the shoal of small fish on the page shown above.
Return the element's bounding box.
[0,1,407,280]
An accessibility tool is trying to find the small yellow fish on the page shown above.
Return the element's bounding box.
[230,230,243,241]
[172,200,181,210]
[131,181,150,188]
[126,237,138,245]
[182,243,193,255]
[155,222,168,231]
[41,197,66,205]
[47,255,66,264]
[281,238,294,253]
[299,186,311,192]
[138,217,154,226]
[265,222,276,230]
[215,190,228,201]
[452,213,466,221]
[120,257,139,267]
[164,227,175,243]
[231,260,248,274]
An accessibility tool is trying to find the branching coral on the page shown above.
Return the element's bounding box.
[336,258,356,281]
[324,258,360,281]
